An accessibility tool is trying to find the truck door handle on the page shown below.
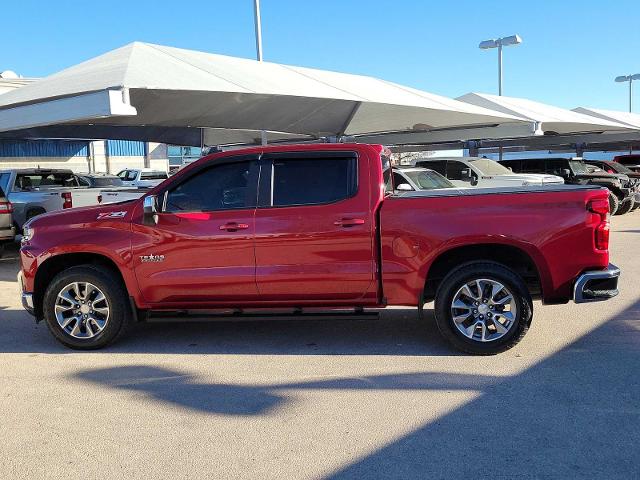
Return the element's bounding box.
[334,218,365,227]
[219,222,250,231]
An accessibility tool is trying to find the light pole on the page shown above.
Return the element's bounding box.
[253,0,263,62]
[614,74,640,112]
[479,35,522,96]
[253,0,267,145]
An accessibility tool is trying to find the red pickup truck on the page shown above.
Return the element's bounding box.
[18,143,619,354]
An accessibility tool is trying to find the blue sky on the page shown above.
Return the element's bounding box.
[3,0,639,111]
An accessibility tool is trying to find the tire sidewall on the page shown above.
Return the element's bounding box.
[434,262,532,355]
[43,266,129,349]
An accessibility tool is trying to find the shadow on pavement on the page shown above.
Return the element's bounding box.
[72,300,640,479]
[75,367,497,416]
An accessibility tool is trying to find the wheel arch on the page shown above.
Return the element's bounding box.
[33,252,129,319]
[422,242,547,304]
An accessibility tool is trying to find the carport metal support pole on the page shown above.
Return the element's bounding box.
[498,44,503,96]
[254,0,267,145]
[497,45,503,159]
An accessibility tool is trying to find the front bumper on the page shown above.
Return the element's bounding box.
[573,263,620,303]
[17,270,35,316]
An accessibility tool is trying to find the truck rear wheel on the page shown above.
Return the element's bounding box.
[608,192,619,215]
[433,262,532,355]
[43,265,132,349]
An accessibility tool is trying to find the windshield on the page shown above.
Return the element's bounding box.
[140,171,168,180]
[569,160,588,174]
[467,158,513,176]
[404,170,454,189]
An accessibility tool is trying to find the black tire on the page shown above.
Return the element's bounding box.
[43,265,132,349]
[608,192,619,216]
[615,198,633,215]
[433,261,533,355]
[631,201,640,212]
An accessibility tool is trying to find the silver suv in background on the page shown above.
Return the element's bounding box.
[0,169,84,230]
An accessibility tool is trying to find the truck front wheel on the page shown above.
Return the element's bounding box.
[43,265,132,349]
[433,262,532,355]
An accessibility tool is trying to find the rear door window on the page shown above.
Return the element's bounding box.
[446,161,467,180]
[418,160,447,177]
[522,159,545,173]
[270,157,357,207]
[545,159,567,176]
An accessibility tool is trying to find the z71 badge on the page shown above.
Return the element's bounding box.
[140,254,165,263]
[97,211,127,220]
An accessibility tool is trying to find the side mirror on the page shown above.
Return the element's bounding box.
[396,183,413,191]
[562,168,571,177]
[461,168,473,182]
[143,195,159,225]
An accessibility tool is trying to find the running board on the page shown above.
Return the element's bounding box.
[145,308,380,322]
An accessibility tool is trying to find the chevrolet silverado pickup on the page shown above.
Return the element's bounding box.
[18,144,620,354]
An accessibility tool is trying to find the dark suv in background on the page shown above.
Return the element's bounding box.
[613,154,640,173]
[585,160,640,212]
[498,157,635,215]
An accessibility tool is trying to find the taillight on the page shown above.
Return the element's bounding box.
[0,201,12,213]
[588,197,610,251]
[62,192,73,209]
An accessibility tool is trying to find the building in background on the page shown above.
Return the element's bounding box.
[0,139,169,174]
[0,72,169,173]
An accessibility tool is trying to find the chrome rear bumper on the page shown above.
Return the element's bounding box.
[573,264,620,303]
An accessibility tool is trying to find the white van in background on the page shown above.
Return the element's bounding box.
[415,157,564,188]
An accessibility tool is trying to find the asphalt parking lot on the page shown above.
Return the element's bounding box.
[0,215,638,480]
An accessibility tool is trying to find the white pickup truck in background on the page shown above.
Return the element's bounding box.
[116,168,169,188]
[415,157,565,188]
[70,173,148,207]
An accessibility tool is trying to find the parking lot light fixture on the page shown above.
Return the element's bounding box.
[479,34,522,96]
[615,74,640,112]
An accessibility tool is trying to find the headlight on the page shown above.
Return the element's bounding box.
[22,225,34,243]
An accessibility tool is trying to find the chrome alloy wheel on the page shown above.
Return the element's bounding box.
[54,282,110,339]
[450,278,517,342]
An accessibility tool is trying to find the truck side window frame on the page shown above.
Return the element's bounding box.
[259,151,359,208]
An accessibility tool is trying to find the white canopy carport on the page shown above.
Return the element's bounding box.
[457,92,634,135]
[572,107,640,129]
[0,42,528,145]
